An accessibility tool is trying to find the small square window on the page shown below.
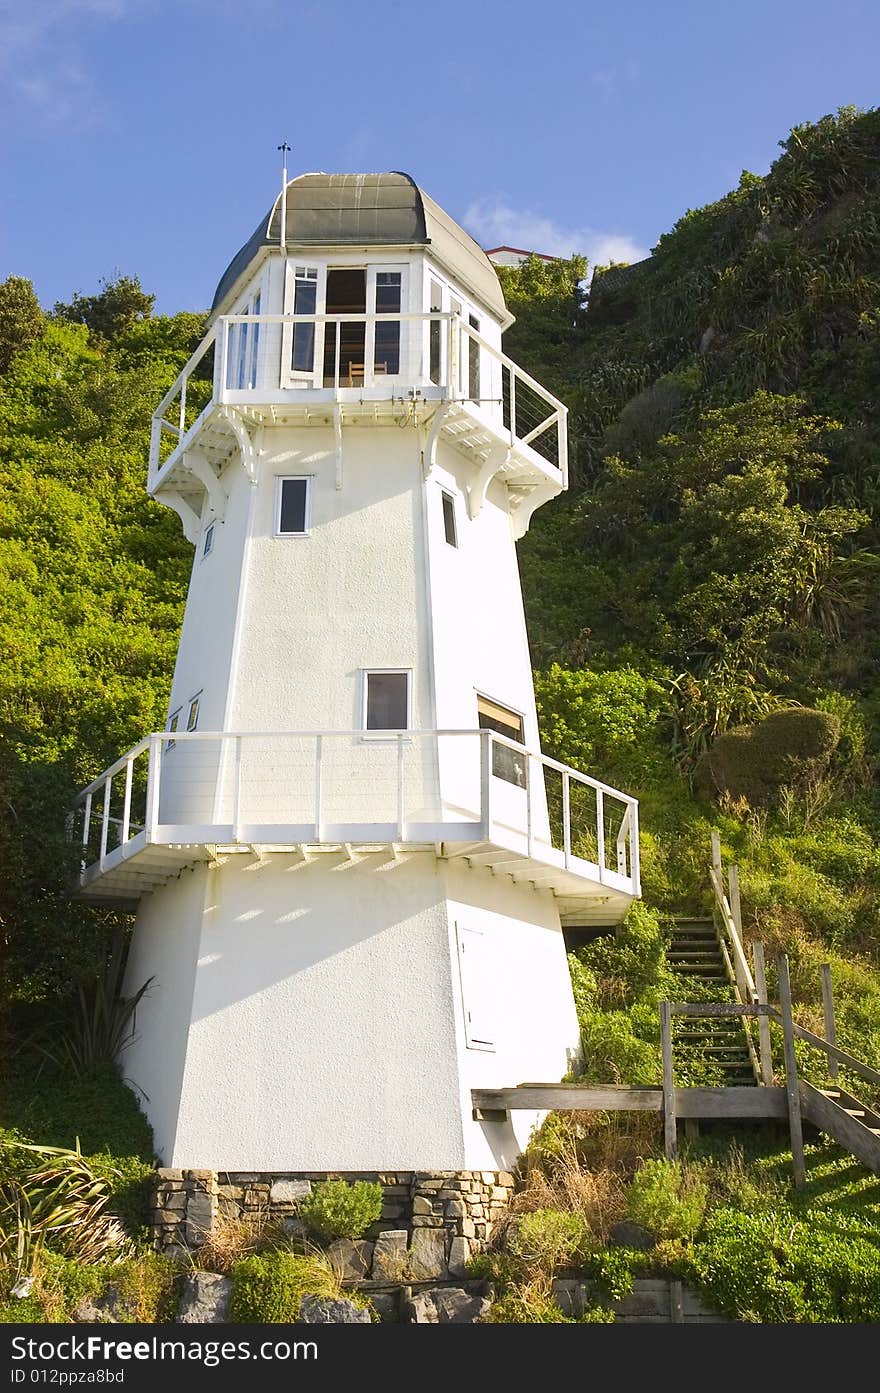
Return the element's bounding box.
[276,477,310,536]
[441,490,458,547]
[363,670,411,732]
[203,523,215,557]
[186,694,201,732]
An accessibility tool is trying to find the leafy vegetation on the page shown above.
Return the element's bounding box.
[298,1179,384,1243]
[229,1250,351,1323]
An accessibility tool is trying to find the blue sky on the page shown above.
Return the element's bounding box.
[1,0,877,314]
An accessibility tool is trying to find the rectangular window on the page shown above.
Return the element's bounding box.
[429,279,443,385]
[456,924,496,1051]
[374,271,402,375]
[363,670,411,732]
[477,694,526,787]
[203,522,215,557]
[248,290,261,388]
[451,298,462,393]
[186,693,201,732]
[291,266,318,373]
[166,709,180,752]
[468,313,481,403]
[275,477,311,536]
[441,490,457,547]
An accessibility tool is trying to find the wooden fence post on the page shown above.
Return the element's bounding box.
[660,1000,677,1161]
[777,954,806,1189]
[752,941,775,1086]
[820,964,839,1083]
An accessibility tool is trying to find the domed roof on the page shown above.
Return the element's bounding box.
[210,171,508,322]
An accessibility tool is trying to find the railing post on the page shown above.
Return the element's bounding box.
[562,770,571,870]
[217,318,229,402]
[314,735,324,842]
[752,940,775,1086]
[99,775,112,867]
[595,787,605,879]
[81,791,92,863]
[777,954,806,1189]
[525,752,533,857]
[660,1001,677,1161]
[480,730,493,839]
[629,801,640,895]
[397,734,405,841]
[144,734,162,842]
[558,408,569,488]
[508,367,516,445]
[334,322,341,392]
[233,735,243,843]
[121,757,133,846]
[821,964,839,1083]
[728,863,747,1001]
[616,805,629,876]
[179,375,187,436]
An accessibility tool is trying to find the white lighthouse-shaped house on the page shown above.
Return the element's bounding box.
[73,173,640,1192]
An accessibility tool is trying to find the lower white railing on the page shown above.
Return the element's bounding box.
[70,729,639,895]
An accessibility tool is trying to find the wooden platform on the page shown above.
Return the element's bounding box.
[472,1084,787,1120]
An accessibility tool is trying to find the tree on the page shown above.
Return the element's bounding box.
[54,274,155,342]
[0,276,43,373]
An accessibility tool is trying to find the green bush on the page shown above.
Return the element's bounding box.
[507,1208,591,1276]
[0,1060,154,1162]
[229,1251,343,1323]
[698,707,840,806]
[487,1289,573,1323]
[298,1179,383,1243]
[682,1208,880,1322]
[578,1246,637,1302]
[626,1160,707,1241]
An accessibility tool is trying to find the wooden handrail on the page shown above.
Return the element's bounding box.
[709,861,757,1002]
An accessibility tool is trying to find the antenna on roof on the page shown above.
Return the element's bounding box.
[277,143,291,251]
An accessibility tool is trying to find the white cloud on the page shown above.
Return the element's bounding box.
[463,197,649,272]
[0,0,129,128]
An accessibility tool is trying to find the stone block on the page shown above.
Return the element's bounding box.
[444,1199,466,1219]
[184,1170,215,1186]
[299,1296,370,1324]
[405,1285,491,1324]
[269,1179,312,1204]
[327,1238,373,1283]
[368,1291,399,1323]
[157,1169,184,1182]
[459,1219,476,1239]
[411,1215,443,1228]
[371,1229,409,1282]
[412,1195,433,1215]
[448,1236,470,1278]
[177,1272,232,1324]
[408,1228,448,1281]
[491,1187,509,1202]
[283,1217,307,1241]
[480,1172,497,1186]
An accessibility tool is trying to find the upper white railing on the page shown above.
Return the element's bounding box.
[149,312,568,486]
[71,728,638,897]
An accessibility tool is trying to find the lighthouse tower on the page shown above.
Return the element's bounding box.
[73,173,640,1174]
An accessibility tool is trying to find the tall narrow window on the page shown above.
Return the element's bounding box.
[441,490,457,547]
[235,305,249,390]
[275,477,311,536]
[291,267,318,373]
[429,279,443,385]
[477,694,526,787]
[374,272,402,375]
[468,313,481,403]
[248,291,261,388]
[186,693,201,732]
[363,670,411,732]
[166,709,180,752]
[203,522,215,557]
[451,298,462,394]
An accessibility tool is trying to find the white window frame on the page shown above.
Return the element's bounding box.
[476,692,527,788]
[166,708,181,752]
[227,280,264,392]
[186,691,202,733]
[456,923,496,1051]
[282,261,324,388]
[202,522,215,558]
[274,476,312,537]
[440,488,458,547]
[360,668,412,737]
[366,264,407,381]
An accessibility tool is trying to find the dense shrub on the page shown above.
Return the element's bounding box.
[697,708,841,806]
[507,1208,591,1276]
[229,1251,344,1323]
[625,1160,707,1241]
[298,1179,383,1243]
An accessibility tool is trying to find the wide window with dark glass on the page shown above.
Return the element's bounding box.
[276,477,310,535]
[364,670,410,731]
[477,694,526,787]
[374,272,402,375]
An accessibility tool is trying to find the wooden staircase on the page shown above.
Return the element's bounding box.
[668,917,758,1087]
[800,1082,880,1176]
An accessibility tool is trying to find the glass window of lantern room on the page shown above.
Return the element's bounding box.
[228,285,263,391]
[286,264,321,382]
[429,279,443,385]
[367,266,406,381]
[362,670,411,733]
[477,694,526,787]
[468,313,481,403]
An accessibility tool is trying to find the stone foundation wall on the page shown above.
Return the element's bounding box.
[152,1170,515,1282]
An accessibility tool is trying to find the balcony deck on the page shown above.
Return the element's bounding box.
[148,312,568,539]
[71,730,639,926]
